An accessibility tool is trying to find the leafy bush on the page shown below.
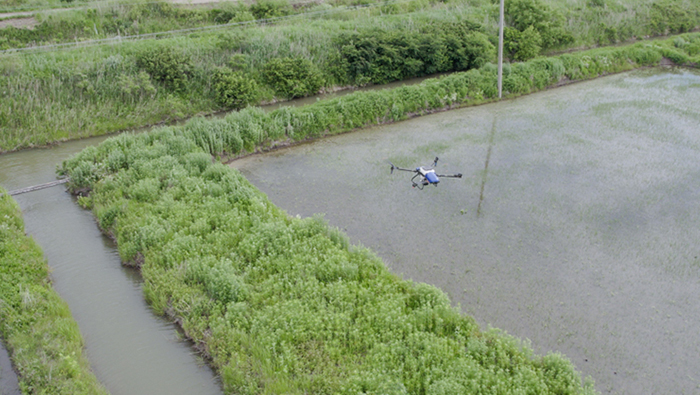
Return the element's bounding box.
[117,71,157,102]
[505,26,542,61]
[212,67,259,110]
[261,57,324,99]
[649,0,695,35]
[136,46,193,92]
[505,0,573,52]
[249,0,291,20]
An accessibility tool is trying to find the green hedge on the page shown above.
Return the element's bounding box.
[0,190,108,395]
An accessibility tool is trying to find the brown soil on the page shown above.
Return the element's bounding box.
[0,16,38,29]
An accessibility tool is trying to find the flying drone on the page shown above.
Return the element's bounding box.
[389,157,462,189]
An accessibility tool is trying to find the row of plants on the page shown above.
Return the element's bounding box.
[0,189,108,394]
[57,33,698,394]
[1,0,698,152]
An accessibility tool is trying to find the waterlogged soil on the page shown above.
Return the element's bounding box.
[0,136,223,395]
[234,67,700,395]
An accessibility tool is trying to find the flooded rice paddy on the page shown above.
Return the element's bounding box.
[235,68,700,395]
[0,138,222,395]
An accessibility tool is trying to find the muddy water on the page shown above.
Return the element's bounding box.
[0,341,20,395]
[0,136,222,395]
[235,68,700,395]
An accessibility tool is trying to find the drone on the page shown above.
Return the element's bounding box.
[389,157,462,189]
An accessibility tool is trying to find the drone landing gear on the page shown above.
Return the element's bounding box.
[411,174,432,190]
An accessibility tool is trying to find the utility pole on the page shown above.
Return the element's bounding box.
[497,0,504,99]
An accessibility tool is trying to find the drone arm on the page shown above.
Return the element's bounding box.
[389,161,416,174]
[436,173,463,178]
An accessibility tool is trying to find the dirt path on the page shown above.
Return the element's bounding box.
[0,16,38,29]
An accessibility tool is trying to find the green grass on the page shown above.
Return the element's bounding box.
[0,189,109,395]
[0,0,698,152]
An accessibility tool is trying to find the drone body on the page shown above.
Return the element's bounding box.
[389,157,462,189]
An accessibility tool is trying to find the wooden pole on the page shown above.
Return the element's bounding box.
[498,0,504,99]
[0,179,69,197]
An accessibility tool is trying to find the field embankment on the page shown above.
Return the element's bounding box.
[1,0,698,152]
[59,112,598,394]
[62,34,699,163]
[0,189,108,395]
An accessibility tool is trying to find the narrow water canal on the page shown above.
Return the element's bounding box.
[0,137,222,395]
[234,68,700,395]
[0,71,438,395]
[0,342,20,395]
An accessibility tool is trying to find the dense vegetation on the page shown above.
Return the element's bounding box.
[56,34,698,394]
[1,0,698,152]
[0,190,108,394]
[59,119,597,395]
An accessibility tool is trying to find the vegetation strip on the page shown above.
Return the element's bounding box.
[0,189,109,394]
[60,130,598,395]
[1,0,698,152]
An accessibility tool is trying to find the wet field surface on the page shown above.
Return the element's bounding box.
[235,68,700,395]
[0,137,223,395]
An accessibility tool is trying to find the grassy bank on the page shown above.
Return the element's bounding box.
[1,0,698,152]
[0,189,108,394]
[60,127,598,395]
[65,34,699,162]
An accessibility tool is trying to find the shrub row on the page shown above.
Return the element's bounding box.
[0,190,108,395]
[59,121,598,395]
[73,34,697,163]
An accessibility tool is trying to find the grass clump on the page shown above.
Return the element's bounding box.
[59,123,598,394]
[0,190,108,395]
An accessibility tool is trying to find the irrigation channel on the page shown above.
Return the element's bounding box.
[234,68,700,395]
[0,136,223,394]
[0,74,435,394]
